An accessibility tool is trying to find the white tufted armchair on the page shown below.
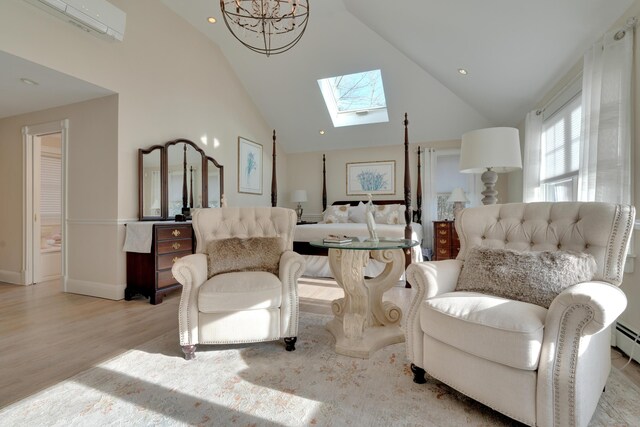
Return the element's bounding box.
[406,202,635,427]
[171,207,306,360]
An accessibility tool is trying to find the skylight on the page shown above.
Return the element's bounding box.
[318,69,389,127]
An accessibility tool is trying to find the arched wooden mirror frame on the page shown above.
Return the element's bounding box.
[138,138,224,220]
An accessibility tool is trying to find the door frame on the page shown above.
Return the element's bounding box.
[22,120,68,288]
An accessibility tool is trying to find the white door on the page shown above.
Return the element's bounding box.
[23,121,67,286]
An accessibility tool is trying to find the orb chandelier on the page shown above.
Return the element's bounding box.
[220,0,310,57]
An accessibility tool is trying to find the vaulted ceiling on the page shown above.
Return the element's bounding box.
[1,0,633,155]
[161,0,633,153]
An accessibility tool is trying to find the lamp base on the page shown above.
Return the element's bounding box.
[480,169,498,205]
[295,204,303,223]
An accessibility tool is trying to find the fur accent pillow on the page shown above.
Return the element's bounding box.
[348,202,368,223]
[374,204,407,225]
[456,247,597,308]
[206,237,283,278]
[322,204,350,224]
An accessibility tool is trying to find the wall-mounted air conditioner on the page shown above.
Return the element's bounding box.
[24,0,126,42]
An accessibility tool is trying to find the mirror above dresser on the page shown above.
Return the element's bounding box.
[138,138,224,220]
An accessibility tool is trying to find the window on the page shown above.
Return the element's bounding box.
[540,94,581,202]
[318,69,389,127]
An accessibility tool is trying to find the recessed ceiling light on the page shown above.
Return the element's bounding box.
[319,130,325,135]
[458,68,468,75]
[207,16,217,24]
[20,77,39,85]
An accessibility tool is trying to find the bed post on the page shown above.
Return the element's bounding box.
[271,130,277,207]
[416,146,422,223]
[403,114,413,288]
[403,113,412,236]
[322,154,327,211]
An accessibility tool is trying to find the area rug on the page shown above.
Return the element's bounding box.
[1,312,639,426]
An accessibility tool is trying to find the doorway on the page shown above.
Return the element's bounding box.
[23,120,68,286]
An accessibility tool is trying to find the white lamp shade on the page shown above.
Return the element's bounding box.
[291,190,308,203]
[459,127,522,173]
[447,187,468,203]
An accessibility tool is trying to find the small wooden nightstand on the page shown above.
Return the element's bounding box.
[433,220,460,260]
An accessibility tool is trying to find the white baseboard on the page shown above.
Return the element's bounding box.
[615,322,640,364]
[0,269,24,285]
[65,278,126,300]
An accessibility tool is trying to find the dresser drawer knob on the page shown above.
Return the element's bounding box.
[172,229,181,237]
[439,239,447,244]
[439,230,447,235]
[172,242,181,250]
[172,256,179,263]
[438,249,447,254]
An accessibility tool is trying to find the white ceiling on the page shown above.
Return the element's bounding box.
[1,1,633,154]
[0,50,114,120]
[161,0,634,153]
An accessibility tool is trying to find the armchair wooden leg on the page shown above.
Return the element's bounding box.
[182,345,196,360]
[411,363,427,384]
[284,337,297,351]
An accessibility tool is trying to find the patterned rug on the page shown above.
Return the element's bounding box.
[1,312,639,426]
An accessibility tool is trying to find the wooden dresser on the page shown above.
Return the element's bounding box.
[125,223,194,304]
[433,220,460,261]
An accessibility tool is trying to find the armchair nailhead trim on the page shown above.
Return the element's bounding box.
[552,303,594,427]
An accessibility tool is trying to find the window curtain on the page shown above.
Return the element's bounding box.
[421,148,437,259]
[579,25,633,204]
[522,110,544,202]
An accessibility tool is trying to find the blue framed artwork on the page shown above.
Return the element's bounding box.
[346,160,395,195]
[238,137,262,194]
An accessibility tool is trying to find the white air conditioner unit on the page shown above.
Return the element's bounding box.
[24,0,126,42]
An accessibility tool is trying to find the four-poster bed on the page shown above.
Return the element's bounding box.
[274,113,424,283]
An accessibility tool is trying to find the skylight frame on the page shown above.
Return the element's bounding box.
[318,69,389,128]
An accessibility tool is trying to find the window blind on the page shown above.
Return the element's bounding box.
[40,154,61,218]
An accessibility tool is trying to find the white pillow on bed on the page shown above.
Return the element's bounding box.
[374,204,407,225]
[322,204,350,223]
[348,202,368,223]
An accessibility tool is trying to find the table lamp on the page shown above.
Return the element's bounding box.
[447,187,469,219]
[291,190,308,223]
[459,127,522,205]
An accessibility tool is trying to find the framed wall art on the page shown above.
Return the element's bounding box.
[346,160,395,195]
[238,137,263,194]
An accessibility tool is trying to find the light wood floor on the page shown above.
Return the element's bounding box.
[1,277,639,409]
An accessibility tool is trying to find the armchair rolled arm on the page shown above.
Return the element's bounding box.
[278,250,306,337]
[172,253,208,346]
[405,260,463,364]
[545,281,627,337]
[537,281,627,427]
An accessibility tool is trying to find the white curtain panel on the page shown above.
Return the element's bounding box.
[579,26,633,204]
[421,148,438,257]
[522,110,544,202]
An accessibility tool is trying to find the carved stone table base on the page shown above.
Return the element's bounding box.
[326,247,405,358]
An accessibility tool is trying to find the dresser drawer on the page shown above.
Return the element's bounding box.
[157,269,178,289]
[157,250,192,270]
[157,238,193,254]
[156,226,192,241]
[436,247,451,258]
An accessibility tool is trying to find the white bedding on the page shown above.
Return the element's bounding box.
[294,222,423,243]
[294,222,423,278]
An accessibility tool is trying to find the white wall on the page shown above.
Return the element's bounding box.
[510,1,640,334]
[0,1,283,297]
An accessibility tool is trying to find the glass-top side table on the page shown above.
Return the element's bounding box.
[310,238,419,358]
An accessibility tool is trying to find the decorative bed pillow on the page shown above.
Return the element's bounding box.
[322,204,350,224]
[348,202,368,223]
[455,247,597,308]
[206,237,283,278]
[374,204,407,225]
